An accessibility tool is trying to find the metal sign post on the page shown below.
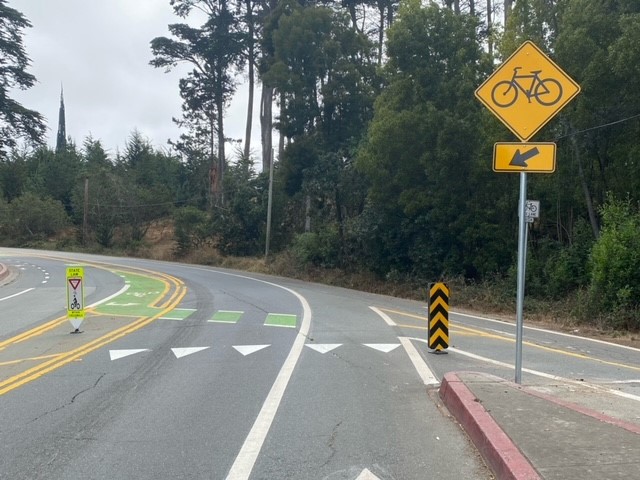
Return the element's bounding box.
[515,173,527,383]
[475,40,580,384]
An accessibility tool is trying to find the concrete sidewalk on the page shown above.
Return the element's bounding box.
[440,371,640,480]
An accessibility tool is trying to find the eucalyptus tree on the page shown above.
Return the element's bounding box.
[0,0,45,155]
[553,0,640,237]
[262,1,378,251]
[151,0,244,207]
[357,1,496,279]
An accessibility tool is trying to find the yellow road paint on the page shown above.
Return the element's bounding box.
[389,310,640,373]
[0,266,173,350]
[0,285,186,396]
[0,353,63,367]
[0,254,188,397]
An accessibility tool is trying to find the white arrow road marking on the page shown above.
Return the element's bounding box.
[356,468,381,480]
[233,345,270,356]
[398,337,439,386]
[171,347,210,359]
[363,343,400,353]
[305,344,342,354]
[109,349,150,361]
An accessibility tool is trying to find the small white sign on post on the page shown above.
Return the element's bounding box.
[525,200,540,223]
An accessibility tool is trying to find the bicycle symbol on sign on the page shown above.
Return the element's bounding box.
[491,67,563,108]
[526,202,538,216]
[70,296,81,310]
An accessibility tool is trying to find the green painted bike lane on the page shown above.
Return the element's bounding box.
[93,271,170,317]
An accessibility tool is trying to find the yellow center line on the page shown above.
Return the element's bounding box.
[0,266,173,350]
[0,353,63,367]
[0,285,187,396]
[389,309,640,372]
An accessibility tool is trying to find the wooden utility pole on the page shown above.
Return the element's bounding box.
[83,176,89,245]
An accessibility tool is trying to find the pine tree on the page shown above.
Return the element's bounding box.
[0,0,45,154]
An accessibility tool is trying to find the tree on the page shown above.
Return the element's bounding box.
[0,1,45,154]
[151,0,244,207]
[263,3,378,251]
[357,1,498,279]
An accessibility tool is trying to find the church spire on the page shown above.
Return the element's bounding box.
[55,85,66,152]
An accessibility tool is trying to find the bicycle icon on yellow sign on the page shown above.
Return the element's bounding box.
[491,67,563,108]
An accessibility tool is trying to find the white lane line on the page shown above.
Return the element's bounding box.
[398,337,439,386]
[0,288,35,302]
[87,284,130,308]
[221,274,312,480]
[369,306,396,326]
[408,337,640,403]
[452,310,640,353]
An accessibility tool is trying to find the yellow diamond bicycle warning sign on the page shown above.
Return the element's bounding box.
[476,41,580,141]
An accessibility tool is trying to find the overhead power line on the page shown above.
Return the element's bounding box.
[555,112,640,141]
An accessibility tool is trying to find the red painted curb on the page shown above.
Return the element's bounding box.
[439,372,541,480]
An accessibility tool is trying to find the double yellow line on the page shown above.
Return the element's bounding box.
[0,263,186,397]
[381,307,640,373]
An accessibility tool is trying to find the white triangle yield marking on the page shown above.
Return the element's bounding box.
[233,345,270,356]
[109,349,150,361]
[363,343,401,353]
[171,347,210,359]
[305,344,342,354]
[356,468,382,480]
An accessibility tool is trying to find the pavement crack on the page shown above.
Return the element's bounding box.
[27,373,106,425]
[320,420,343,469]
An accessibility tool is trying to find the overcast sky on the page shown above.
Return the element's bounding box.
[12,0,257,157]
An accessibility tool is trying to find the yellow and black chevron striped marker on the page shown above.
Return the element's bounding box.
[428,282,449,351]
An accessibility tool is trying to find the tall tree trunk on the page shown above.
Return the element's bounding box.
[454,0,460,14]
[504,0,513,26]
[570,133,599,239]
[260,84,273,172]
[470,0,475,15]
[377,2,384,65]
[216,93,226,206]
[209,114,217,211]
[244,0,255,159]
[487,0,493,57]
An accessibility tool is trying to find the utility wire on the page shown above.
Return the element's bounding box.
[554,112,640,141]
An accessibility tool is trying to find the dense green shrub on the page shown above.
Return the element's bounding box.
[0,192,69,242]
[589,197,640,329]
[291,227,341,268]
[173,206,212,256]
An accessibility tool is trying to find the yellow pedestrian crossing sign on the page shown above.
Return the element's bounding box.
[475,41,580,141]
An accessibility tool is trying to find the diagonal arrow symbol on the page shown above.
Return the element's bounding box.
[510,147,540,167]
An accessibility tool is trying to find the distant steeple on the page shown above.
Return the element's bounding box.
[55,85,66,152]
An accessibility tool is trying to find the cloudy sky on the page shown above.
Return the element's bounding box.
[12,0,257,157]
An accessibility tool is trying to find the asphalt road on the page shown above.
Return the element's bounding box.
[1,248,638,479]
